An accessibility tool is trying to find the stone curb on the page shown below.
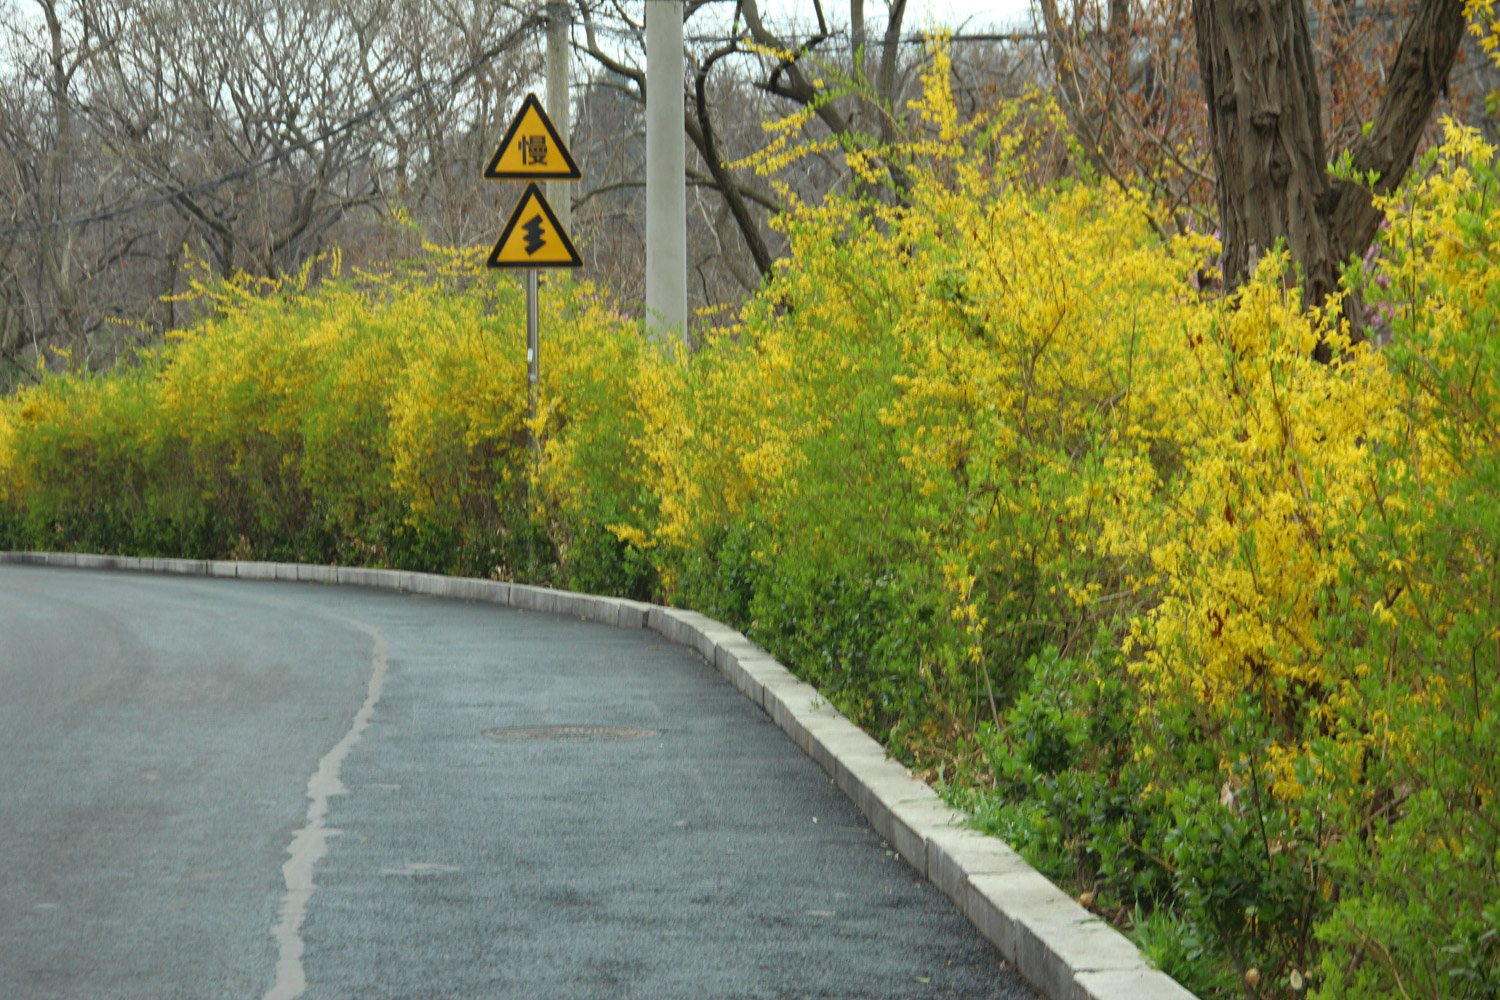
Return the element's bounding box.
[0,551,1197,1000]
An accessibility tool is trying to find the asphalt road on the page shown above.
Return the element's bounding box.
[0,566,1034,1000]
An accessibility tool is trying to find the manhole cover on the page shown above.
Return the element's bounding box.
[484,725,659,741]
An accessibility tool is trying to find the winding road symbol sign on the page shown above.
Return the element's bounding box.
[486,182,582,269]
[483,93,581,180]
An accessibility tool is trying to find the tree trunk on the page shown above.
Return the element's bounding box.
[1107,0,1131,97]
[876,0,909,148]
[1194,0,1336,304]
[38,0,84,363]
[1325,0,1468,267]
[1194,0,1467,355]
[691,43,775,277]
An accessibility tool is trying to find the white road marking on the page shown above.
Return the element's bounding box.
[262,615,389,1000]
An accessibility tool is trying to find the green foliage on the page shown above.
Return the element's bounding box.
[1305,124,1500,1000]
[1131,907,1241,999]
[967,645,1175,913]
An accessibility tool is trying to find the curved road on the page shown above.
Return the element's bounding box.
[0,566,1032,1000]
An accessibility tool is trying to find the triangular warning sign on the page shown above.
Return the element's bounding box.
[483,93,581,180]
[487,182,583,269]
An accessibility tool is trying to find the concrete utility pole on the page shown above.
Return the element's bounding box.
[545,2,571,235]
[645,0,687,342]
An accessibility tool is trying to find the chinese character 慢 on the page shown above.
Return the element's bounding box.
[520,135,548,166]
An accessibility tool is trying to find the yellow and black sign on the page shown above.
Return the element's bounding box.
[483,93,581,180]
[486,182,582,269]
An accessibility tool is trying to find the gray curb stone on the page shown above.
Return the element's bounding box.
[616,600,650,629]
[297,563,336,584]
[236,561,276,581]
[0,550,1199,1000]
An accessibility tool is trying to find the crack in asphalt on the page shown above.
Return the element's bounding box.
[263,611,389,1000]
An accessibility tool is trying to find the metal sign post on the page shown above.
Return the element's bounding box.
[483,94,582,452]
[526,269,539,448]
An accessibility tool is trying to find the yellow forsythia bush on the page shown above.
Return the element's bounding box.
[573,52,1496,997]
[601,46,1217,744]
[0,246,643,578]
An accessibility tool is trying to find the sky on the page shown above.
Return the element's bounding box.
[740,0,1034,35]
[862,0,1033,30]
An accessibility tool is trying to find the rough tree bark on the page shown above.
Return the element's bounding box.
[1194,0,1466,354]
